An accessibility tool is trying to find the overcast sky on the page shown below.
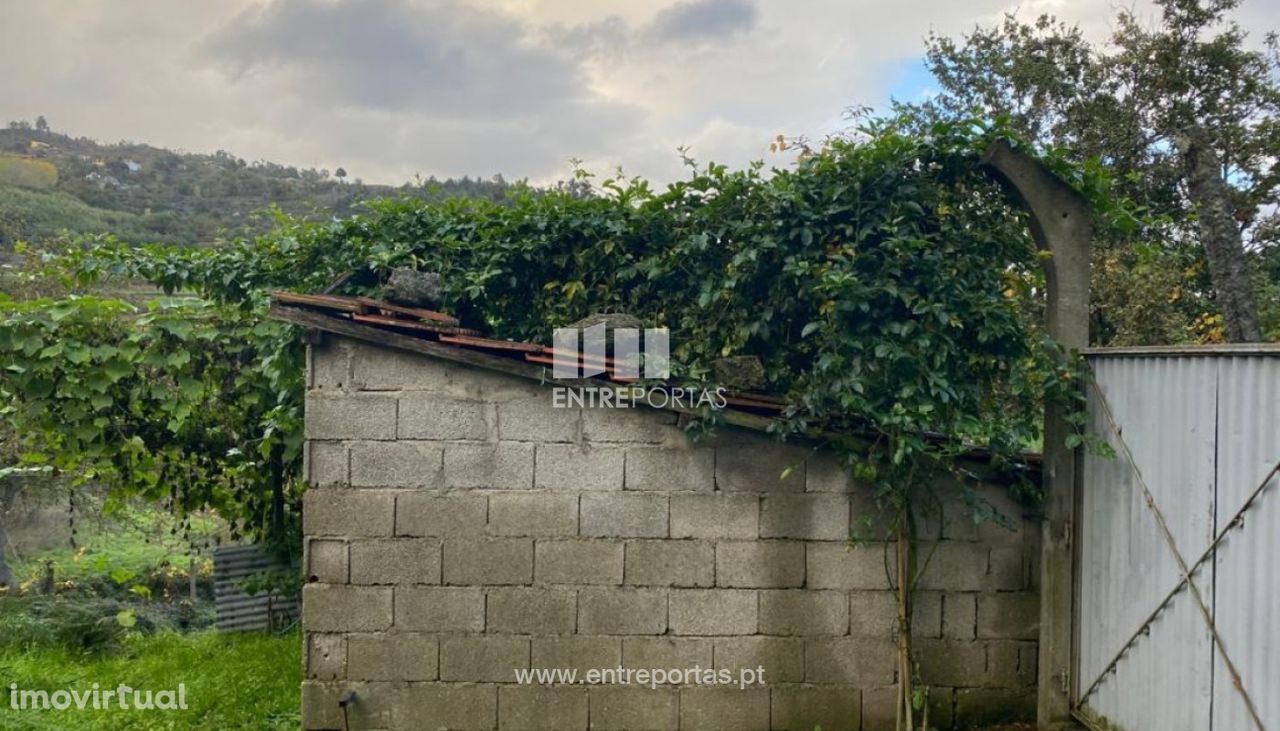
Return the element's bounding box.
[2,0,1272,185]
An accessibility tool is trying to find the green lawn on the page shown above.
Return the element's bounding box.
[0,629,300,730]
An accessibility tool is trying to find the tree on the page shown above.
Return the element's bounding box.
[334,167,347,181]
[925,0,1280,343]
[34,115,48,133]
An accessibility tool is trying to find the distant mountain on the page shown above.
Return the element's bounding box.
[0,120,511,248]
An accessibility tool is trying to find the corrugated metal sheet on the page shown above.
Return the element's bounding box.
[1077,350,1280,731]
[213,544,299,632]
[1211,356,1280,731]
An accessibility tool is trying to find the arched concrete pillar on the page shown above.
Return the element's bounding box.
[981,140,1091,730]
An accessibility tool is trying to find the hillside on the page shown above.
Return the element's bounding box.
[0,120,510,248]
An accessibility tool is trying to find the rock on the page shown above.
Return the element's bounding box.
[566,312,644,331]
[382,268,442,307]
[713,356,766,391]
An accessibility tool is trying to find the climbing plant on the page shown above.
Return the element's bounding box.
[3,112,1118,727]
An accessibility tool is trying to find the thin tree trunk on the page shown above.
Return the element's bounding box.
[1180,125,1263,342]
[0,515,14,589]
[896,512,914,731]
[0,480,15,589]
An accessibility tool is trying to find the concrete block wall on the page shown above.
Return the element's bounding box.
[301,336,1040,730]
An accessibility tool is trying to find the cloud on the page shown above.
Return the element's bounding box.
[646,0,757,42]
[204,0,586,118]
[0,0,1190,186]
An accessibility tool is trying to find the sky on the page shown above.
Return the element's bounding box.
[1,0,1273,186]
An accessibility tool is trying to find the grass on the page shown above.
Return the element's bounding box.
[0,155,57,190]
[0,629,300,730]
[9,503,217,601]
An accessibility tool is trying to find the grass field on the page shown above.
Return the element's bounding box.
[0,629,300,730]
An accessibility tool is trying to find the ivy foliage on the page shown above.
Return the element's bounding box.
[0,294,302,542]
[4,114,1104,536]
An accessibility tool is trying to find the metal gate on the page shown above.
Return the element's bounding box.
[1075,346,1280,731]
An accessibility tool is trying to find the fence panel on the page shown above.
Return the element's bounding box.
[1076,348,1280,731]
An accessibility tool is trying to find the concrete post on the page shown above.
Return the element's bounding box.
[981,140,1091,730]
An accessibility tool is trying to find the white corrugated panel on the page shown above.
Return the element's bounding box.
[1077,349,1280,731]
[1078,356,1216,730]
[1210,355,1280,731]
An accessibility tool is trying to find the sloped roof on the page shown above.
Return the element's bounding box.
[269,291,1040,479]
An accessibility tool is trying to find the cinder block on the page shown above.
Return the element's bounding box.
[954,687,1036,727]
[441,636,530,682]
[988,546,1027,590]
[444,538,533,585]
[678,687,770,731]
[303,489,395,537]
[760,494,850,540]
[395,586,485,632]
[578,588,668,635]
[804,451,854,492]
[450,365,544,401]
[714,439,805,492]
[759,590,848,636]
[915,542,991,591]
[535,540,624,585]
[350,341,455,391]
[862,685,954,731]
[349,538,441,585]
[394,683,497,731]
[943,593,977,640]
[305,392,396,440]
[712,637,804,683]
[396,492,488,537]
[536,443,625,491]
[309,339,350,390]
[625,540,714,587]
[398,395,490,440]
[670,494,758,539]
[302,584,392,632]
[499,396,580,442]
[771,686,861,731]
[581,493,668,538]
[914,591,943,638]
[347,633,437,681]
[307,441,348,487]
[306,633,346,680]
[306,539,348,584]
[489,492,578,537]
[915,638,988,686]
[445,442,535,489]
[532,636,621,675]
[668,589,756,635]
[487,587,577,634]
[715,541,804,588]
[588,686,679,730]
[624,447,714,491]
[986,640,1037,688]
[622,637,712,669]
[849,591,941,638]
[806,541,892,590]
[303,680,395,730]
[977,592,1039,639]
[498,686,588,731]
[350,440,443,487]
[804,637,896,685]
[583,407,680,443]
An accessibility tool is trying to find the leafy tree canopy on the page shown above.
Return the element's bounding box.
[924,0,1280,343]
[1,114,1105,540]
